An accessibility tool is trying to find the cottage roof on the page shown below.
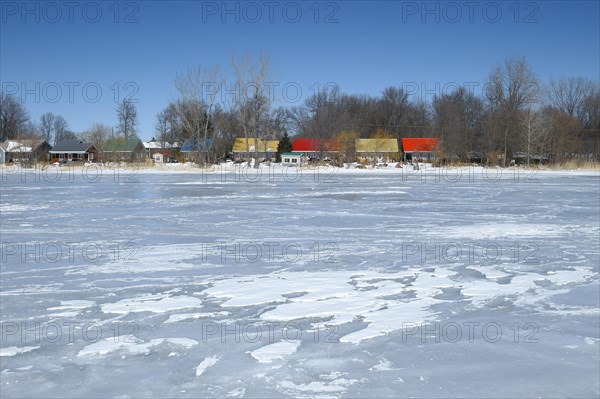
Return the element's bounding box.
[401,138,439,153]
[143,141,177,149]
[0,139,49,153]
[103,138,143,152]
[232,138,279,153]
[355,139,399,153]
[292,138,340,152]
[180,138,213,152]
[49,140,94,153]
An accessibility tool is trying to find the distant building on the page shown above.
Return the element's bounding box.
[49,140,98,163]
[102,138,145,162]
[511,152,549,165]
[291,138,339,160]
[0,139,52,164]
[401,138,439,162]
[179,137,213,162]
[281,152,306,166]
[232,138,279,161]
[355,138,399,163]
[142,140,178,161]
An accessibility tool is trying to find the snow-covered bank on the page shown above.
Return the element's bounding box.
[2,161,599,180]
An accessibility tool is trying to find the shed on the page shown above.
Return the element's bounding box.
[281,152,306,166]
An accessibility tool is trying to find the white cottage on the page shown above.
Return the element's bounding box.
[281,152,305,166]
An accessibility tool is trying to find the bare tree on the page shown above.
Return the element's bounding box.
[548,77,595,123]
[378,86,409,137]
[522,106,550,166]
[485,56,540,166]
[39,113,56,143]
[116,99,138,140]
[433,87,485,160]
[231,52,272,168]
[155,110,170,148]
[0,93,30,141]
[20,120,43,140]
[79,123,110,151]
[175,65,223,164]
[53,116,73,142]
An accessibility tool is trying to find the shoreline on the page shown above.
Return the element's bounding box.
[1,162,599,177]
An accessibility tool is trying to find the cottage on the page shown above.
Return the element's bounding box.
[50,140,97,163]
[0,139,52,164]
[102,138,145,162]
[355,138,399,163]
[281,152,306,166]
[142,140,178,161]
[401,138,439,162]
[291,138,339,161]
[179,138,213,162]
[232,138,279,161]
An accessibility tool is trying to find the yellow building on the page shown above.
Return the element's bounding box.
[355,139,399,163]
[232,138,279,161]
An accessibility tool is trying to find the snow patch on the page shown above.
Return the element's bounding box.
[101,294,202,315]
[195,356,220,376]
[77,337,197,357]
[249,341,301,363]
[0,346,40,357]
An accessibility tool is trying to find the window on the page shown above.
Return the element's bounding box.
[292,158,297,163]
[284,158,290,163]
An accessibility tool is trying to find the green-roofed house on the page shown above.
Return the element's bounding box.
[102,138,145,162]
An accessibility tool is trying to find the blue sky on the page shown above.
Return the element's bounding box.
[1,0,599,140]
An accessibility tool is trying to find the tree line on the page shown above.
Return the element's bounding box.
[1,54,598,167]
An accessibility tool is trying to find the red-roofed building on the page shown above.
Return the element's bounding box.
[401,138,439,162]
[291,138,340,160]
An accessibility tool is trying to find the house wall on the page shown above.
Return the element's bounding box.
[403,151,435,162]
[51,150,97,163]
[103,146,144,162]
[282,155,304,166]
[356,152,398,163]
[233,151,276,161]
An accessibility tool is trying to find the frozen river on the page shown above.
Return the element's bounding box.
[1,165,599,398]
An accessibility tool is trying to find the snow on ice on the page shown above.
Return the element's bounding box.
[0,164,598,397]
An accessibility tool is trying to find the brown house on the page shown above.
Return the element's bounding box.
[0,139,52,164]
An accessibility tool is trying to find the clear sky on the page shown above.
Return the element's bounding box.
[1,0,599,140]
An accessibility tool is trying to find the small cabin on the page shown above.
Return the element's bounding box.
[281,152,305,166]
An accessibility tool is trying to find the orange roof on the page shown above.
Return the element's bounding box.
[402,138,439,152]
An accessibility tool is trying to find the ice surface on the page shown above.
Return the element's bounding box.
[0,165,598,397]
